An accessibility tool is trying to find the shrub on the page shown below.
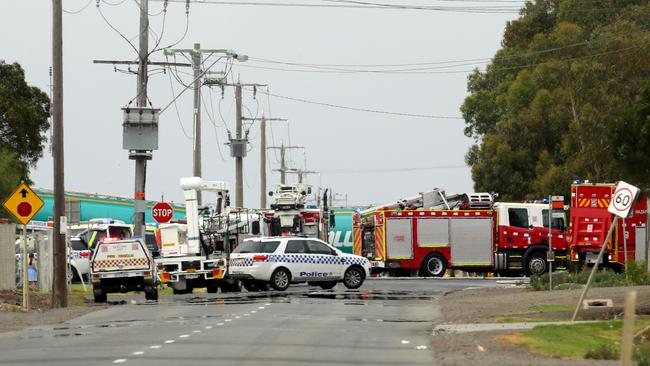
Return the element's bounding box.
[585,343,619,360]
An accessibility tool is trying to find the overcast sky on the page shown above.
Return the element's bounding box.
[1,0,519,208]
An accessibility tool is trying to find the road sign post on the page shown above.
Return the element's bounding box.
[572,181,640,321]
[2,183,45,310]
[152,202,174,224]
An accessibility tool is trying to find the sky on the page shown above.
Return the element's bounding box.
[0,0,520,208]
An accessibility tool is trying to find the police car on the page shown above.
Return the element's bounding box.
[229,237,370,291]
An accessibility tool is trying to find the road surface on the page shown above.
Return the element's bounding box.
[0,279,503,365]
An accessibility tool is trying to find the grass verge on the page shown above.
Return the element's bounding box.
[530,261,650,291]
[502,320,650,360]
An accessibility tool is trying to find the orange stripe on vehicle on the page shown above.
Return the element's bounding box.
[353,227,362,256]
[374,226,385,260]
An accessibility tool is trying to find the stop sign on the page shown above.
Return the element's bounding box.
[152,202,174,224]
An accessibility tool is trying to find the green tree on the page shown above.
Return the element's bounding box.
[461,0,650,199]
[0,61,50,216]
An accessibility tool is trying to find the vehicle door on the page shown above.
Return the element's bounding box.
[304,239,343,280]
[282,239,310,281]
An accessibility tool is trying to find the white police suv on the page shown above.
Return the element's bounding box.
[229,237,371,291]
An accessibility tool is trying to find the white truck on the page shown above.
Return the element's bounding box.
[155,177,236,294]
[90,238,158,302]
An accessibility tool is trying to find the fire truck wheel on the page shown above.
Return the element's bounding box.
[93,287,107,303]
[318,281,337,290]
[243,281,260,292]
[343,267,365,289]
[420,253,447,277]
[526,252,547,276]
[270,268,291,291]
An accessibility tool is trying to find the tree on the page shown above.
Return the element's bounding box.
[461,0,650,199]
[0,61,50,216]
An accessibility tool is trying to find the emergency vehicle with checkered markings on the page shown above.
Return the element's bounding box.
[229,237,370,291]
[569,182,648,271]
[353,189,569,277]
[90,238,158,302]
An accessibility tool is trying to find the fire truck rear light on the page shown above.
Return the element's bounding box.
[253,255,268,262]
[80,251,90,257]
[608,255,612,260]
[211,268,223,278]
[143,271,151,276]
[91,274,100,280]
[574,253,579,259]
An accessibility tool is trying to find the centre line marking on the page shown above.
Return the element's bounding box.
[132,351,144,355]
[179,334,190,338]
[113,359,127,364]
[150,345,161,349]
[164,340,175,344]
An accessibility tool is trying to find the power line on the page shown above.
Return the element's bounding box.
[63,0,94,14]
[247,87,463,119]
[321,165,467,174]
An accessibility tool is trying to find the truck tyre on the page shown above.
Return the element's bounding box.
[318,281,337,290]
[270,268,291,291]
[420,253,447,277]
[220,279,242,293]
[343,266,365,289]
[206,281,219,294]
[93,287,107,303]
[526,252,547,276]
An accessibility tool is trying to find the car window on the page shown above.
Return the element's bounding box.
[70,239,88,251]
[233,240,281,254]
[305,240,334,255]
[284,240,307,254]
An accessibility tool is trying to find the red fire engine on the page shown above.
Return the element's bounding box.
[353,190,569,277]
[569,182,647,270]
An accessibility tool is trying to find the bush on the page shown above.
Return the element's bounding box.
[585,343,619,360]
[529,261,650,291]
[635,345,650,366]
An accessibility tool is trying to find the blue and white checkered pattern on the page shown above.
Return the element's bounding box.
[230,257,253,267]
[230,254,368,267]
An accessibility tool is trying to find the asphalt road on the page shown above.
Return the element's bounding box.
[0,279,503,366]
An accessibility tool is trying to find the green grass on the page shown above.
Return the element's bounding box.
[531,304,573,313]
[495,316,563,323]
[503,320,650,359]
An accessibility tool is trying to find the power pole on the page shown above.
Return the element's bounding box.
[165,46,247,206]
[192,43,202,204]
[132,0,150,239]
[268,144,304,184]
[240,115,287,208]
[235,80,243,207]
[52,0,67,308]
[286,168,319,183]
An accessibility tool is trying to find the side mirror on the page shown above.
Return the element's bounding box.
[529,225,534,230]
[268,191,273,196]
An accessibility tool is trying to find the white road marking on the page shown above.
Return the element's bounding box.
[251,310,257,313]
[376,319,384,322]
[150,345,161,349]
[265,303,271,306]
[258,306,265,310]
[205,326,213,329]
[244,314,250,316]
[416,345,428,350]
[217,322,224,326]
[225,319,232,322]
[179,334,190,338]
[132,351,144,355]
[235,316,241,319]
[192,330,201,333]
[401,340,410,344]
[164,340,175,344]
[113,359,127,364]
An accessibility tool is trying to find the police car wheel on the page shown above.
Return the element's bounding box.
[318,281,337,290]
[270,268,291,291]
[343,267,364,289]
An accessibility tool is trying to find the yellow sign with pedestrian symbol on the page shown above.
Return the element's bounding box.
[2,183,44,225]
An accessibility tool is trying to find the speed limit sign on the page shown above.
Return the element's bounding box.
[608,181,640,218]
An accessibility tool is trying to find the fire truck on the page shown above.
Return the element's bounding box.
[569,182,647,271]
[353,189,569,277]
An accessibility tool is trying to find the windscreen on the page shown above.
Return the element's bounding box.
[233,240,280,254]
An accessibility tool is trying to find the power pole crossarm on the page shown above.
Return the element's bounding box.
[267,145,304,184]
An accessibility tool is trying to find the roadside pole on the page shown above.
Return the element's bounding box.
[548,195,553,291]
[571,215,619,321]
[22,224,28,309]
[620,290,637,366]
[646,193,650,272]
[623,217,628,280]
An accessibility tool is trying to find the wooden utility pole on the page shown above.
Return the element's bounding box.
[268,144,304,185]
[192,43,202,204]
[51,0,67,308]
[235,80,243,207]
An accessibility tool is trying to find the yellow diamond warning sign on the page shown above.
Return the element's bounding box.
[3,183,44,225]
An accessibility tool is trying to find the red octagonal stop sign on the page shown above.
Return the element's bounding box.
[152,202,174,224]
